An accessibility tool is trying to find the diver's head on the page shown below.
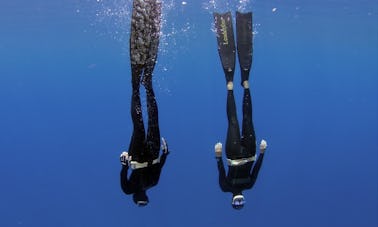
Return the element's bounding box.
[232,194,245,210]
[133,191,149,207]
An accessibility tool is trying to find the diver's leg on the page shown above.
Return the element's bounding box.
[140,1,161,160]
[129,0,149,162]
[241,88,256,157]
[128,65,146,162]
[131,64,143,90]
[237,11,255,156]
[146,84,160,160]
[225,90,242,159]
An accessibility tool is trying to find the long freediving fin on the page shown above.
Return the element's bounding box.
[236,11,253,84]
[214,12,236,83]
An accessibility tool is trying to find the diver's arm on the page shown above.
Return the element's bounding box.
[120,152,135,194]
[247,153,264,188]
[159,152,169,167]
[247,140,267,189]
[215,142,230,192]
[217,157,231,192]
[146,138,169,188]
[120,165,134,194]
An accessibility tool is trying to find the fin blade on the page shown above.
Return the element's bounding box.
[214,12,236,78]
[236,11,253,72]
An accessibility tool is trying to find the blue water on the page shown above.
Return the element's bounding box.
[0,0,377,226]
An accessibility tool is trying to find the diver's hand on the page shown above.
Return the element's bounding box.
[120,151,130,166]
[161,137,169,154]
[214,142,222,158]
[259,140,267,153]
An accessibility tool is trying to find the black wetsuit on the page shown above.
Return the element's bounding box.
[216,88,264,195]
[214,11,264,196]
[120,0,166,195]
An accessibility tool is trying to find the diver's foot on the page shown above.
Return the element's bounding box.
[227,82,234,90]
[242,80,249,89]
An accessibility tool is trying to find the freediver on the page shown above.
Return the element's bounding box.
[213,11,267,210]
[119,0,169,207]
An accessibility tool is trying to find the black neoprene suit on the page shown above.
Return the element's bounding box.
[217,88,264,195]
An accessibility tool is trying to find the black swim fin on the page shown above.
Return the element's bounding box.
[236,11,253,84]
[214,12,236,83]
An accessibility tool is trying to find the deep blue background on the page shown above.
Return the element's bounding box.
[0,0,377,226]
